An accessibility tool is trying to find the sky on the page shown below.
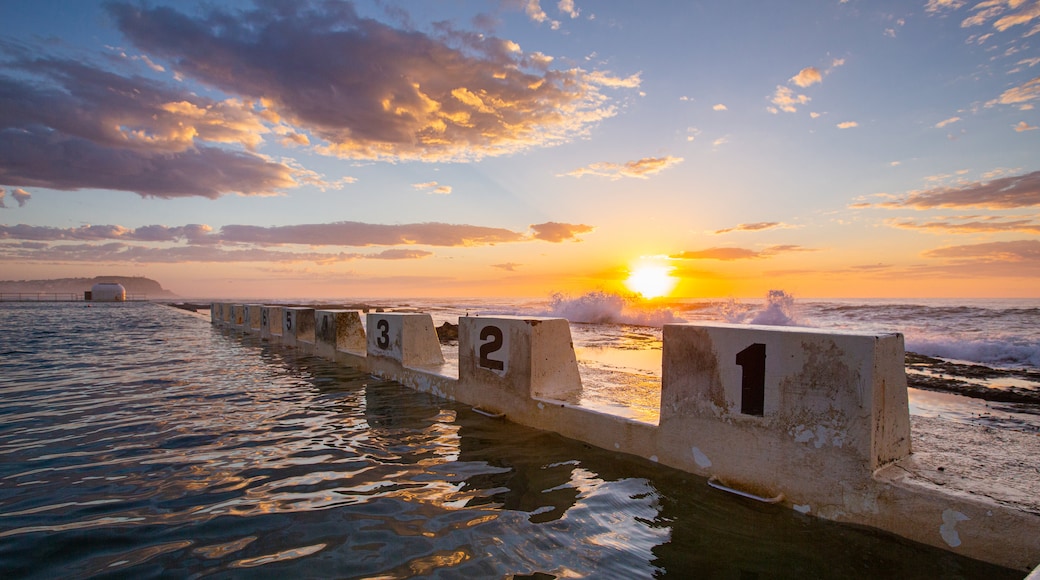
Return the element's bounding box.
[0,0,1038,300]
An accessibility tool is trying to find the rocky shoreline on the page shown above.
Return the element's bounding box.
[905,352,1040,405]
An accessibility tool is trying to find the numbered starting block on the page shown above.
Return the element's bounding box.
[243,304,263,331]
[459,316,582,403]
[282,307,315,347]
[260,306,282,340]
[315,309,366,358]
[660,323,911,500]
[366,312,445,367]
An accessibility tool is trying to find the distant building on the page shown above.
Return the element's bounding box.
[87,283,126,302]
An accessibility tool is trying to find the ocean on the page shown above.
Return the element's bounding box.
[0,294,1036,578]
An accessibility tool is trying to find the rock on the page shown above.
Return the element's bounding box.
[436,322,458,343]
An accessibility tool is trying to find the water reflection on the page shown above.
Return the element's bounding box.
[0,304,1020,578]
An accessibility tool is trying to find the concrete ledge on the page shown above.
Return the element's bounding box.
[211,303,1040,571]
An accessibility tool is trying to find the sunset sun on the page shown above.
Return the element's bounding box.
[624,264,678,299]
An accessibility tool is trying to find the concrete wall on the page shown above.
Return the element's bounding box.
[211,303,1039,571]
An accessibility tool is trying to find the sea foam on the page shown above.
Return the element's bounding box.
[544,291,684,326]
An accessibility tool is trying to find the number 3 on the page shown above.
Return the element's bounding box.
[376,319,390,349]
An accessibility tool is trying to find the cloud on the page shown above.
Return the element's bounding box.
[769,85,811,113]
[108,1,633,162]
[926,0,966,13]
[0,133,302,199]
[369,249,434,260]
[0,220,599,249]
[0,241,373,265]
[791,66,822,88]
[837,121,859,129]
[768,59,846,114]
[0,58,309,198]
[1015,120,1038,131]
[886,216,1040,234]
[413,181,453,195]
[0,223,213,243]
[558,0,580,19]
[713,222,792,234]
[880,170,1040,209]
[935,116,962,128]
[958,0,1040,32]
[713,103,728,111]
[218,222,528,247]
[988,76,1040,108]
[526,0,549,22]
[0,219,596,264]
[529,222,595,242]
[670,245,813,261]
[923,239,1040,264]
[561,156,684,180]
[492,262,522,271]
[11,188,30,207]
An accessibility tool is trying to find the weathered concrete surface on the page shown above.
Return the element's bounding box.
[216,304,1039,571]
[902,415,1040,514]
[315,309,366,359]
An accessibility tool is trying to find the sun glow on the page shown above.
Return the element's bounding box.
[624,264,678,299]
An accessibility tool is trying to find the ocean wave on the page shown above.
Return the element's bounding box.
[717,290,804,327]
[543,291,684,326]
[906,338,1040,369]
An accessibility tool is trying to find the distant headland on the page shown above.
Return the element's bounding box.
[0,276,175,298]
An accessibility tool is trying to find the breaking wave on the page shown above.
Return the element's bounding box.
[718,290,804,326]
[543,291,684,326]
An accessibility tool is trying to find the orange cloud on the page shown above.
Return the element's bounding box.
[529,222,595,242]
[670,245,813,260]
[713,222,791,234]
[413,181,453,195]
[791,66,822,88]
[989,76,1040,107]
[768,85,810,113]
[561,156,684,180]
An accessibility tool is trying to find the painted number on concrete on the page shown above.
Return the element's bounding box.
[478,325,505,371]
[736,343,766,416]
[376,319,391,350]
[262,310,268,328]
[285,311,293,331]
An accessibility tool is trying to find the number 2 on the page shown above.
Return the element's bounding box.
[478,325,504,371]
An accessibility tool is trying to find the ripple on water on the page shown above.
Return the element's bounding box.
[0,303,1024,578]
